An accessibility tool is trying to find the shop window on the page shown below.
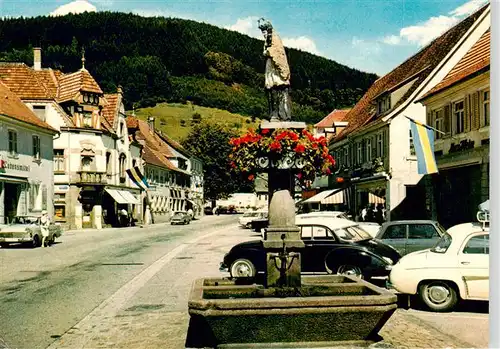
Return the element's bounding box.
[54,205,66,219]
[8,130,17,156]
[454,100,465,134]
[54,149,65,173]
[482,90,490,127]
[32,135,41,161]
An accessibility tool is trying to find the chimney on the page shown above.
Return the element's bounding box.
[148,116,155,132]
[33,47,42,71]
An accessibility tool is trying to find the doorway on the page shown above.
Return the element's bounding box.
[4,183,20,224]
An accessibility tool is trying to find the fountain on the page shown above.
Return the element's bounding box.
[185,18,397,348]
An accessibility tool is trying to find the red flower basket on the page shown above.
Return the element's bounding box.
[229,128,335,187]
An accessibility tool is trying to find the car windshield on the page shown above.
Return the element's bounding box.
[334,225,372,242]
[243,212,259,217]
[436,222,447,236]
[173,212,184,217]
[11,216,39,224]
[431,233,452,253]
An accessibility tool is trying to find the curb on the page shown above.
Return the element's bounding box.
[64,222,173,235]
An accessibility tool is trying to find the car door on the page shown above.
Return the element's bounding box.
[299,225,337,272]
[458,233,489,300]
[406,223,441,254]
[378,224,407,255]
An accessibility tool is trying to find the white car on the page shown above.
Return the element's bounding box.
[297,212,381,237]
[239,210,268,228]
[389,222,489,312]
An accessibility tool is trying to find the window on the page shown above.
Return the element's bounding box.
[454,100,465,134]
[119,153,127,182]
[106,152,112,175]
[483,90,490,126]
[462,234,489,254]
[343,148,349,167]
[357,142,363,165]
[81,155,93,171]
[408,224,439,239]
[432,234,452,253]
[33,105,46,121]
[376,133,383,157]
[54,149,65,173]
[8,130,17,156]
[434,109,444,140]
[301,226,313,239]
[32,135,41,160]
[29,183,41,211]
[409,130,416,156]
[384,225,406,239]
[377,95,391,115]
[83,112,92,127]
[54,205,66,219]
[312,226,329,239]
[366,138,372,161]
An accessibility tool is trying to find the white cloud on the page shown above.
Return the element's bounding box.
[283,36,320,55]
[381,0,488,47]
[224,16,260,38]
[50,0,97,16]
[351,36,381,56]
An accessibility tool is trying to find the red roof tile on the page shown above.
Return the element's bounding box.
[420,29,490,100]
[315,109,351,128]
[0,81,57,133]
[126,115,139,129]
[0,63,52,99]
[58,69,103,102]
[334,5,487,142]
[102,93,120,128]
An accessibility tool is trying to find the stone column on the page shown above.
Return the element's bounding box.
[74,204,83,230]
[263,190,304,288]
[92,205,102,230]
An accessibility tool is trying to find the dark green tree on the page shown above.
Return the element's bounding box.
[181,122,253,206]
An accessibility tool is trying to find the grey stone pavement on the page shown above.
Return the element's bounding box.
[0,215,489,349]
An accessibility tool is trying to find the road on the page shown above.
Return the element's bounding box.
[0,215,489,349]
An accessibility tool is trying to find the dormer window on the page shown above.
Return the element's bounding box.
[377,95,391,115]
[82,93,99,106]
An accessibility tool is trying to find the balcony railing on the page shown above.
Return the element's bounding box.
[76,171,107,185]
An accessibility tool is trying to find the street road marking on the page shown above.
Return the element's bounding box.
[46,226,231,349]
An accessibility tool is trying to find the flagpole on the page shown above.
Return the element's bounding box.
[404,115,446,135]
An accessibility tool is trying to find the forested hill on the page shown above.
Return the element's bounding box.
[0,12,378,124]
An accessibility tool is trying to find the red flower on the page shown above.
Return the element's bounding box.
[261,128,270,135]
[297,173,303,179]
[270,141,281,151]
[275,131,288,141]
[230,161,236,168]
[312,143,318,149]
[288,131,299,141]
[325,168,332,175]
[293,144,306,153]
[248,174,255,181]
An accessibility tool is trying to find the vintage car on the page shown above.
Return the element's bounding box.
[239,210,268,228]
[0,215,63,248]
[375,220,446,256]
[221,217,401,280]
[170,211,191,225]
[389,221,489,312]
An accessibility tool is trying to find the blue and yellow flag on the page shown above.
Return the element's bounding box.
[126,166,150,191]
[409,119,438,175]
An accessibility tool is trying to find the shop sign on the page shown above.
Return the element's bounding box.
[57,185,69,191]
[5,162,30,171]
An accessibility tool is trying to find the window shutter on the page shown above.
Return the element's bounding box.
[472,91,480,130]
[383,129,388,159]
[427,111,433,127]
[479,90,485,127]
[443,104,451,137]
[464,95,470,132]
[372,135,377,159]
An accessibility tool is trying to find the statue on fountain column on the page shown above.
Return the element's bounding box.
[258,18,292,122]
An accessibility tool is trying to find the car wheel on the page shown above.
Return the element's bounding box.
[245,223,251,229]
[230,259,256,278]
[419,281,458,312]
[336,264,364,279]
[32,235,40,248]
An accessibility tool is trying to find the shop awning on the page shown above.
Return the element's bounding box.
[105,188,139,204]
[321,189,346,204]
[369,193,385,204]
[120,190,140,205]
[0,174,28,184]
[302,189,338,204]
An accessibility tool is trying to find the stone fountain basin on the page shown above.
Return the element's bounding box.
[185,275,397,348]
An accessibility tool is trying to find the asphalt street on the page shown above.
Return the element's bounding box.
[0,215,490,349]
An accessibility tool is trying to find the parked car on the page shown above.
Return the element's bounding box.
[0,215,63,248]
[204,207,213,215]
[170,211,191,225]
[389,222,489,312]
[375,220,446,256]
[221,217,401,280]
[239,210,268,228]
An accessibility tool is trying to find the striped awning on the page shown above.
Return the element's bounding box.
[322,189,345,204]
[369,193,385,204]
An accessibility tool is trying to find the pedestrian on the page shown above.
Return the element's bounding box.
[40,210,50,248]
[366,204,375,222]
[360,206,368,222]
[120,208,129,227]
[375,204,384,224]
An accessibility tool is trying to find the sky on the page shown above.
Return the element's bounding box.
[0,0,489,76]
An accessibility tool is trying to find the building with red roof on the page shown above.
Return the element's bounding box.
[417,29,490,228]
[327,4,490,222]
